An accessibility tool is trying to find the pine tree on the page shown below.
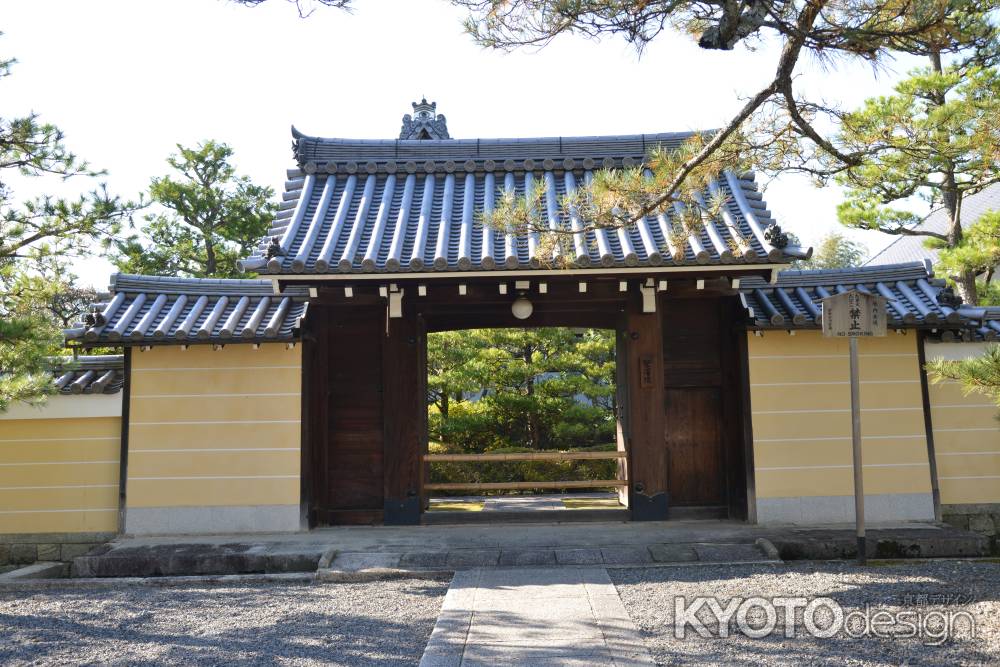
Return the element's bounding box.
[112,141,275,279]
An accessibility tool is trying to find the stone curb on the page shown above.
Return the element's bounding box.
[755,537,781,560]
[316,558,787,582]
[0,562,68,581]
[0,571,315,591]
[316,568,455,583]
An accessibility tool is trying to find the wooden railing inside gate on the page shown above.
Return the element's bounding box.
[422,450,628,492]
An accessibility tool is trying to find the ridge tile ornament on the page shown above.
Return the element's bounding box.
[399,98,450,140]
[821,290,888,338]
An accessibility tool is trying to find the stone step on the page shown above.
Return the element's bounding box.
[320,540,779,580]
[71,542,328,578]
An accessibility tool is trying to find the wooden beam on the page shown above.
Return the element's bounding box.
[424,451,627,462]
[625,294,667,520]
[381,309,424,525]
[425,480,628,491]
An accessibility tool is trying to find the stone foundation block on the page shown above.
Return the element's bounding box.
[10,544,37,565]
[60,544,97,561]
[969,514,997,536]
[36,544,60,561]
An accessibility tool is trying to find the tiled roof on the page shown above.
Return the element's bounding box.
[740,262,970,332]
[240,131,808,276]
[49,355,124,395]
[865,183,1000,266]
[65,274,309,346]
[953,305,1000,342]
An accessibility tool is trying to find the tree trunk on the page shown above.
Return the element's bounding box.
[205,235,217,276]
[955,269,978,306]
[929,50,977,305]
[440,391,448,421]
[523,344,541,450]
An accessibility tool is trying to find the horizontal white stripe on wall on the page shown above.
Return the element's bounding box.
[940,475,1000,480]
[935,427,1000,433]
[0,484,117,491]
[0,508,116,514]
[753,407,922,415]
[755,435,925,443]
[132,392,301,399]
[751,380,919,387]
[130,420,300,426]
[0,460,117,467]
[0,437,118,443]
[131,447,299,453]
[129,475,299,481]
[750,353,916,360]
[939,451,1000,456]
[133,366,300,372]
[931,404,997,409]
[758,463,928,472]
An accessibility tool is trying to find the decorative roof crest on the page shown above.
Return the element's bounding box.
[400,98,450,140]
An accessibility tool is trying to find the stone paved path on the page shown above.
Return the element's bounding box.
[419,567,654,667]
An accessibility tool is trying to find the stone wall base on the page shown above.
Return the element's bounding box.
[0,532,115,565]
[756,493,935,524]
[126,505,301,535]
[942,504,1000,553]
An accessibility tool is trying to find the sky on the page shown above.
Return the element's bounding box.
[4,0,926,288]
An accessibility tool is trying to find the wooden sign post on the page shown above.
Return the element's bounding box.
[821,290,887,565]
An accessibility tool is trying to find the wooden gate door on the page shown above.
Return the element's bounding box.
[308,304,385,525]
[661,296,747,518]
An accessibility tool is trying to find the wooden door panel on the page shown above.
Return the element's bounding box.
[311,306,385,519]
[664,387,724,505]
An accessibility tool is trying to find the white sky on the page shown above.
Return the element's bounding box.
[4,0,925,288]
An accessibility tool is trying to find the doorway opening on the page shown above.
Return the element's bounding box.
[422,326,628,523]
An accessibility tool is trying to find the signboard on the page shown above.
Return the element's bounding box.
[821,290,887,338]
[818,289,888,564]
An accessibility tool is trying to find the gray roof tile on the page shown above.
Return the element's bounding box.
[65,275,309,346]
[241,131,805,275]
[740,262,971,332]
[49,355,125,395]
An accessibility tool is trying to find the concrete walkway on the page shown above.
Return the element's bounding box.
[419,568,654,667]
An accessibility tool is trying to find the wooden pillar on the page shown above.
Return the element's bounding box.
[382,305,425,524]
[624,298,668,520]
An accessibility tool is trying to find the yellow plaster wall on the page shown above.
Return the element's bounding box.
[925,344,1000,505]
[127,344,301,509]
[0,416,120,533]
[747,331,932,499]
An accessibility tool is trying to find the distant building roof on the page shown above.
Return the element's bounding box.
[865,183,1000,266]
[49,355,124,395]
[240,106,808,277]
[65,274,309,347]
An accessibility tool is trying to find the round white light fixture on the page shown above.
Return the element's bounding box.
[511,296,533,320]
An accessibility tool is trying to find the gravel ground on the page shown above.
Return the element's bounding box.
[0,577,449,666]
[611,560,1000,666]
